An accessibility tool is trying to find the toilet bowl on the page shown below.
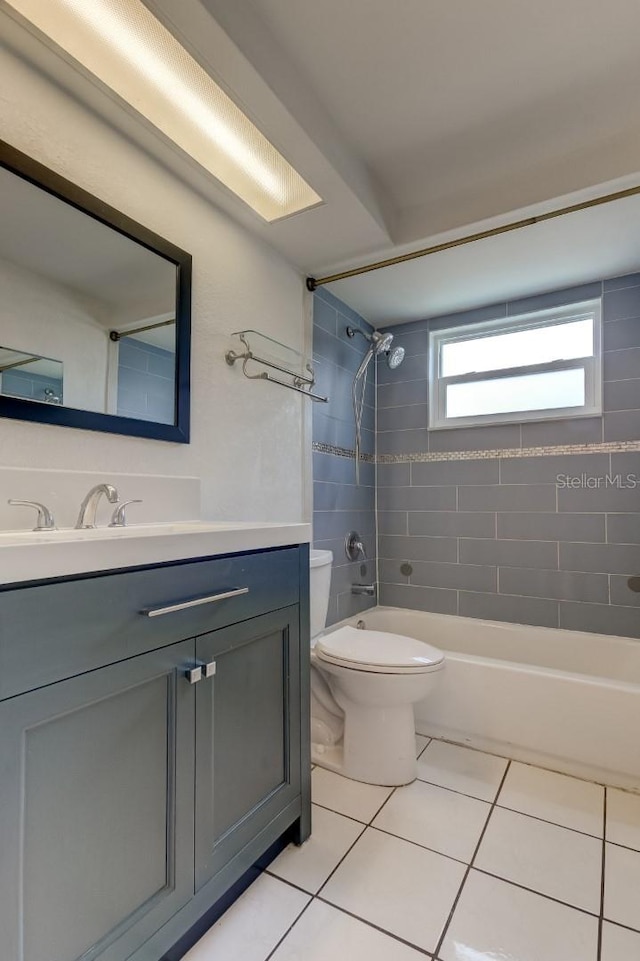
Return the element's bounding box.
[309,549,445,786]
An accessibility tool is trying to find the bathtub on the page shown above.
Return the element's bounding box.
[332,606,640,791]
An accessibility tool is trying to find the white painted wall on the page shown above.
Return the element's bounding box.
[0,256,109,411]
[0,44,309,523]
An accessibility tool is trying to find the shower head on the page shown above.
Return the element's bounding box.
[371,330,394,354]
[386,345,405,369]
[346,325,393,353]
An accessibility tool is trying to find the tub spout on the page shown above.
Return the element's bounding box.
[351,583,376,596]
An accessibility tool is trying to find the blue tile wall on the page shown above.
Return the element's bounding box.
[376,272,640,638]
[117,338,175,425]
[1,369,63,403]
[312,289,377,625]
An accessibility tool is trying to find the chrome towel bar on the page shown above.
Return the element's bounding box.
[225,330,328,403]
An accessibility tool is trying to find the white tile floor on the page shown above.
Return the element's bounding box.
[183,738,640,961]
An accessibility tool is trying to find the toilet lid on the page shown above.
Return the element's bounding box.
[315,626,444,672]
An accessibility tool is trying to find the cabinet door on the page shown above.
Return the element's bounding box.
[195,607,300,890]
[0,640,195,961]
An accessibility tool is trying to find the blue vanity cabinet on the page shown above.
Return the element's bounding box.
[194,606,301,890]
[0,639,196,961]
[0,544,311,961]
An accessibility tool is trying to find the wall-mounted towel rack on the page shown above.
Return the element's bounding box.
[225,330,328,402]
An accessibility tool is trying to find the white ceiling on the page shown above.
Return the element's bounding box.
[253,0,640,240]
[5,0,640,322]
[204,0,640,323]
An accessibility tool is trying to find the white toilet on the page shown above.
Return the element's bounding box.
[309,549,444,786]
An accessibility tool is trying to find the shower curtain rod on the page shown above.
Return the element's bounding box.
[305,183,640,291]
[109,318,175,342]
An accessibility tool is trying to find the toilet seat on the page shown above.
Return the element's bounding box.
[315,626,444,675]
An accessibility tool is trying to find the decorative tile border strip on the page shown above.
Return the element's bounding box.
[312,441,375,462]
[378,439,640,463]
[314,439,640,463]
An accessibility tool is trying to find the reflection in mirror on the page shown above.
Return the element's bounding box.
[111,318,176,425]
[0,347,63,405]
[0,162,177,423]
[0,140,190,442]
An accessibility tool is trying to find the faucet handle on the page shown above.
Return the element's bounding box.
[109,499,143,528]
[345,530,366,561]
[8,499,56,531]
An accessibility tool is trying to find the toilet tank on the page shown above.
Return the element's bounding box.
[309,549,333,639]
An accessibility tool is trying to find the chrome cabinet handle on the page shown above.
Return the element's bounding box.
[142,587,249,618]
[185,662,215,684]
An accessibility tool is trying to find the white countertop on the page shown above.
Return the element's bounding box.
[0,521,312,586]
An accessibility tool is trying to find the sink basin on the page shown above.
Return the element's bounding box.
[0,520,311,585]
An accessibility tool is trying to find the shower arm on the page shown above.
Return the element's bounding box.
[346,325,371,343]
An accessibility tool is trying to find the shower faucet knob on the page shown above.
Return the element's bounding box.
[345,530,366,561]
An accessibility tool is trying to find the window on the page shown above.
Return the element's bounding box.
[428,299,602,429]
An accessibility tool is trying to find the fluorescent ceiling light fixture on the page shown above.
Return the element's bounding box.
[6,0,322,221]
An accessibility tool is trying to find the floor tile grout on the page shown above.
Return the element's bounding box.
[414,771,606,840]
[471,866,601,919]
[315,896,434,957]
[367,823,469,867]
[431,759,512,960]
[207,748,640,961]
[308,799,370,826]
[262,897,314,961]
[602,917,640,936]
[313,783,399,900]
[264,837,615,961]
[597,787,607,961]
[262,868,317,898]
[493,801,605,840]
[604,837,640,855]
[414,774,498,805]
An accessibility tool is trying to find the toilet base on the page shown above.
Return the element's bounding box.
[311,704,418,787]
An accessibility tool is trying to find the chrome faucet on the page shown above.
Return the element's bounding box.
[8,499,56,531]
[75,484,119,529]
[351,583,376,596]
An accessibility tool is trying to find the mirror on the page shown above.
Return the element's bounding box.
[0,347,64,405]
[0,141,191,442]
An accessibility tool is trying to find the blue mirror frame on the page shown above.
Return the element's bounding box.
[0,139,191,443]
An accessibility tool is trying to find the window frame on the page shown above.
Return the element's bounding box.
[428,299,602,430]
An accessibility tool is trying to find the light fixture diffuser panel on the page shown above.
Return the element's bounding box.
[6,0,322,221]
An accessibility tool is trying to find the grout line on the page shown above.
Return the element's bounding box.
[471,866,601,919]
[597,787,607,961]
[490,802,605,841]
[367,823,469,866]
[432,760,513,959]
[601,917,640,937]
[314,897,433,957]
[605,837,640,854]
[313,799,395,900]
[412,773,498,807]
[267,760,630,960]
[262,870,315,898]
[263,897,314,961]
[308,800,368,826]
